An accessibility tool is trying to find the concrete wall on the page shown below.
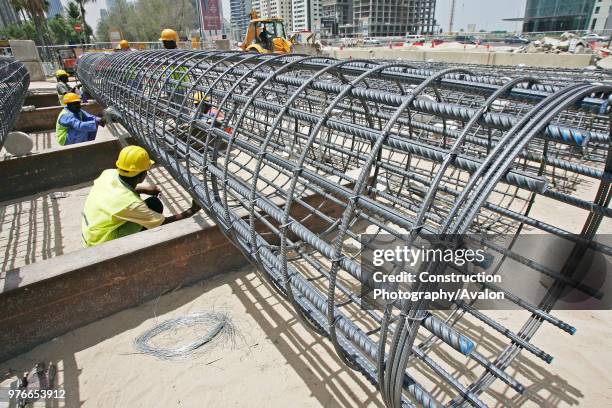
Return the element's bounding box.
[8,40,46,81]
[0,138,122,202]
[15,102,104,133]
[327,47,595,68]
[0,217,249,362]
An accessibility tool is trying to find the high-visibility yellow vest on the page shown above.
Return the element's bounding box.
[81,169,144,247]
[55,109,71,146]
[56,109,85,146]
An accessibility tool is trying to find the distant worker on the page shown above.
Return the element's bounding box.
[117,39,131,51]
[56,93,105,146]
[160,28,179,49]
[81,145,202,247]
[55,69,80,106]
[160,28,188,107]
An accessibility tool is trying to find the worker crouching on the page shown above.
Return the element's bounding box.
[55,69,80,106]
[81,145,202,247]
[56,92,105,146]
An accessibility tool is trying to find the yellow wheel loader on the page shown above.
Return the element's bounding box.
[239,10,292,54]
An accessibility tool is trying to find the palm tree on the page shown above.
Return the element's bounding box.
[9,0,53,48]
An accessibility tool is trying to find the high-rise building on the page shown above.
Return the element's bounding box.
[292,0,321,32]
[522,0,596,32]
[231,0,252,41]
[252,0,293,32]
[588,0,612,32]
[46,0,64,19]
[337,0,435,37]
[321,0,351,37]
[0,0,19,29]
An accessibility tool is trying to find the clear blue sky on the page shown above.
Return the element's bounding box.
[81,0,528,34]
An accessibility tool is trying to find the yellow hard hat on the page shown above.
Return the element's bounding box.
[159,28,179,42]
[193,92,211,103]
[63,92,81,104]
[116,145,154,177]
[119,39,129,49]
[56,69,68,78]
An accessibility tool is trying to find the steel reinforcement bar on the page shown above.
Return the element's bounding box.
[78,50,611,407]
[0,56,30,148]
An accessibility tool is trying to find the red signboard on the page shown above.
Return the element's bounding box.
[74,23,82,33]
[200,0,221,31]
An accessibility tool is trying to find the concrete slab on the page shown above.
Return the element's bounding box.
[1,127,115,161]
[0,267,609,407]
[14,103,104,133]
[8,40,45,81]
[327,47,595,68]
[28,80,58,91]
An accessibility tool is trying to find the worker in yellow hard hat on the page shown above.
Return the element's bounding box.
[160,28,179,49]
[55,69,81,106]
[81,145,202,247]
[56,92,105,146]
[160,28,190,110]
[117,39,131,51]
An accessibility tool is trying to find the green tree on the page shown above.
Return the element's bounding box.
[73,0,95,42]
[63,1,93,43]
[0,20,37,41]
[48,14,81,44]
[8,0,53,46]
[96,0,196,42]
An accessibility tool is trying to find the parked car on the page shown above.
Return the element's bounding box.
[582,33,610,42]
[504,35,530,44]
[454,35,479,44]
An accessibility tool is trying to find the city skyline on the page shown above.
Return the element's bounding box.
[77,0,528,35]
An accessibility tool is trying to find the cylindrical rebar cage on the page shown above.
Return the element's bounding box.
[0,56,30,148]
[78,50,611,407]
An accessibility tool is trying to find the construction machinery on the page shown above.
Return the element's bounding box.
[239,10,292,54]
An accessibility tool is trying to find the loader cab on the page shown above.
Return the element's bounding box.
[241,12,291,53]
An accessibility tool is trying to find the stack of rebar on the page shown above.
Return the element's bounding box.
[0,56,30,148]
[78,50,611,407]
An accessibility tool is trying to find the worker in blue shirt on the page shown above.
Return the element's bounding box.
[56,93,106,146]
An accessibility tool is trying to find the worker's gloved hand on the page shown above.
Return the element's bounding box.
[96,117,107,127]
[190,200,202,213]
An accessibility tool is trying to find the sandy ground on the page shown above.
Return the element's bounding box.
[0,266,610,408]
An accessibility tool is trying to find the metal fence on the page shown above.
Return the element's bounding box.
[77,50,611,407]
